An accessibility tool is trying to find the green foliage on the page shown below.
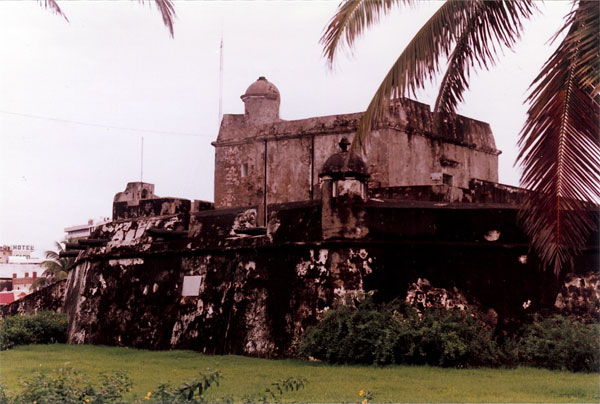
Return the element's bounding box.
[299,299,501,368]
[299,300,600,373]
[241,376,307,404]
[399,308,502,367]
[298,299,395,365]
[0,385,9,404]
[11,366,131,404]
[149,370,222,403]
[518,315,600,372]
[0,311,68,350]
[0,368,307,404]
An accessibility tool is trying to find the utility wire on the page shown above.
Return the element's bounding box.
[0,109,213,138]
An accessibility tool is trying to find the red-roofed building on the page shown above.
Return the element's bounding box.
[0,291,15,305]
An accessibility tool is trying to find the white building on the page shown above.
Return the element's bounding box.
[64,217,111,241]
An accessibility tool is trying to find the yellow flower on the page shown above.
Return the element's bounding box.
[362,400,368,404]
[85,399,90,403]
[359,390,364,396]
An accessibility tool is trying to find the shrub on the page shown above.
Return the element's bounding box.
[13,366,131,404]
[299,299,503,368]
[241,376,308,404]
[0,311,68,350]
[150,370,222,403]
[518,315,600,372]
[402,308,502,367]
[298,299,399,365]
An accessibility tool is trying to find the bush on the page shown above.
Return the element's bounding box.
[11,366,131,404]
[400,308,502,367]
[518,315,600,372]
[299,299,502,368]
[0,311,68,350]
[298,299,397,365]
[0,368,306,404]
[150,370,222,403]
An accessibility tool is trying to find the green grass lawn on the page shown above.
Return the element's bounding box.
[1,344,598,403]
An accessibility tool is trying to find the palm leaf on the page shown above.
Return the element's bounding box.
[351,0,474,149]
[321,0,415,67]
[347,0,535,149]
[38,0,68,21]
[38,0,176,36]
[434,1,536,114]
[517,0,600,275]
[139,0,176,37]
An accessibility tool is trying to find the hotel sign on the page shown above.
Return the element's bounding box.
[11,245,35,251]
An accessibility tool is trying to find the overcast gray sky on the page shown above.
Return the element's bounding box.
[0,0,572,255]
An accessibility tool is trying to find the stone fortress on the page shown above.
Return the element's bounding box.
[215,76,499,215]
[3,77,598,356]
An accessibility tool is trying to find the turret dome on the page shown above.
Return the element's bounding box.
[241,76,280,101]
[240,76,280,125]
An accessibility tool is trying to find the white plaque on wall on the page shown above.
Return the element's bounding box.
[182,275,202,296]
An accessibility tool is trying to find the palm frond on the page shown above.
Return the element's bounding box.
[517,0,600,275]
[31,277,48,292]
[434,1,536,114]
[321,0,415,67]
[38,0,68,21]
[351,0,476,149]
[139,0,176,37]
[44,250,60,261]
[565,0,599,93]
[38,0,176,36]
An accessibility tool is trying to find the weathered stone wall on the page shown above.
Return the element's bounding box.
[60,198,599,356]
[0,280,67,317]
[213,98,500,210]
[214,141,266,209]
[369,180,525,204]
[64,244,371,356]
[113,197,191,223]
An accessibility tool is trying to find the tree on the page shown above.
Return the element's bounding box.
[39,0,176,36]
[31,241,74,291]
[322,0,599,275]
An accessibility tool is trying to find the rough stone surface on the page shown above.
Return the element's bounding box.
[554,272,600,319]
[213,94,500,210]
[0,280,66,317]
[57,196,598,356]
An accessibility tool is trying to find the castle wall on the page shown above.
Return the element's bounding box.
[213,99,500,209]
[266,137,312,205]
[54,199,599,356]
[214,141,265,209]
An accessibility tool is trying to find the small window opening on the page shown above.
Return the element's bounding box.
[141,189,148,199]
[443,173,453,186]
[241,163,249,178]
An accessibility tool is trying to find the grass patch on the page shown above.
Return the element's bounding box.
[1,344,598,403]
